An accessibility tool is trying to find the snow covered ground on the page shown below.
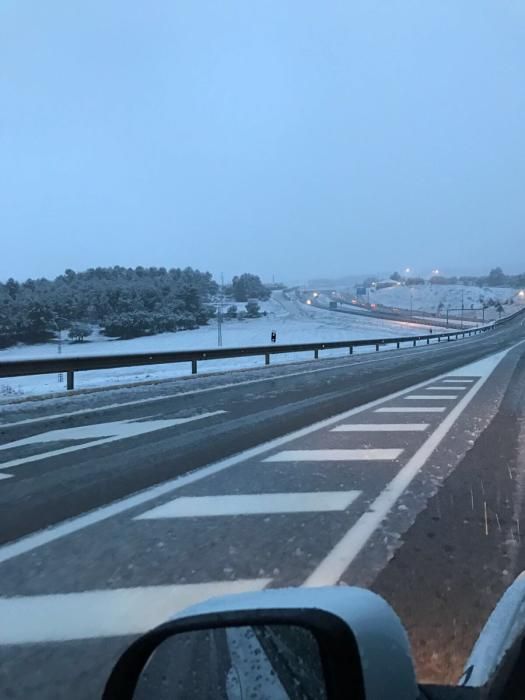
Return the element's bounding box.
[369,284,520,320]
[0,292,447,400]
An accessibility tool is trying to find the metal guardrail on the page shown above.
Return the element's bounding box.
[3,314,521,392]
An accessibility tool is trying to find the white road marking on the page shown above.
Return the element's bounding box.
[331,423,429,432]
[0,579,270,644]
[0,411,225,474]
[425,386,467,391]
[0,473,12,481]
[0,343,466,429]
[264,449,402,462]
[304,346,511,586]
[0,368,454,564]
[375,407,447,413]
[135,491,361,519]
[443,378,475,383]
[405,395,457,400]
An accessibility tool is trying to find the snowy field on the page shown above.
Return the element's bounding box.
[369,284,520,319]
[0,292,446,400]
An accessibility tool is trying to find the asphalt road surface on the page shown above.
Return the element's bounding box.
[1,314,525,698]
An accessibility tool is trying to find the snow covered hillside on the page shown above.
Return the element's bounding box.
[369,284,520,319]
[0,291,447,399]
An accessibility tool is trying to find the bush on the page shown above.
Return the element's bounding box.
[68,323,92,343]
[245,301,261,318]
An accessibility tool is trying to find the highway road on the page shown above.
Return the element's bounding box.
[1,313,525,698]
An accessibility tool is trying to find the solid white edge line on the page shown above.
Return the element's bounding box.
[303,345,517,587]
[0,364,478,564]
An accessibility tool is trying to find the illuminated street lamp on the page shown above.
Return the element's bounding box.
[431,269,440,276]
[405,267,411,274]
[306,299,312,305]
[519,290,525,298]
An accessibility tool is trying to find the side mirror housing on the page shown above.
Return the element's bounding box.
[103,586,418,700]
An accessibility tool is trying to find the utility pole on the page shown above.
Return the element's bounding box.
[217,273,224,347]
[461,289,464,330]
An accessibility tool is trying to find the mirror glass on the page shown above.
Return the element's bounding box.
[133,623,328,699]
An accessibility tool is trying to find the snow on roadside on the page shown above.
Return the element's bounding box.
[0,291,454,400]
[370,284,518,318]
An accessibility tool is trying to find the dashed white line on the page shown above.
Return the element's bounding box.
[331,423,429,432]
[425,386,467,391]
[375,407,447,413]
[405,395,457,400]
[135,491,362,519]
[264,449,403,462]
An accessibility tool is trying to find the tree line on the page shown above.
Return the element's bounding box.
[0,267,272,348]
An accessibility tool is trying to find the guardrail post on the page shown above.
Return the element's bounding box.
[426,338,430,345]
[438,336,441,342]
[314,349,319,359]
[265,353,270,365]
[191,360,197,374]
[396,341,400,349]
[67,371,74,391]
[413,339,417,347]
[349,346,353,355]
[375,343,379,352]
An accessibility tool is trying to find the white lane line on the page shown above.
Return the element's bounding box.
[0,473,12,481]
[264,449,402,462]
[0,579,270,644]
[0,344,463,429]
[0,412,226,473]
[443,378,475,383]
[425,386,466,391]
[0,368,453,564]
[135,491,361,519]
[331,423,429,432]
[405,394,457,400]
[304,346,512,587]
[375,407,447,413]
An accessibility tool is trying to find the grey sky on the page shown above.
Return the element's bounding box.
[1,1,523,284]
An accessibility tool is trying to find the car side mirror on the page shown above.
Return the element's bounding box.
[102,586,417,700]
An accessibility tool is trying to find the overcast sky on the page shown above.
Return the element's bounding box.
[1,1,523,284]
